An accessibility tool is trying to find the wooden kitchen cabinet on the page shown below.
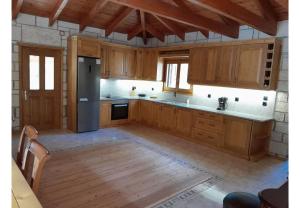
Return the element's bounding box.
[77,37,101,58]
[129,100,140,122]
[215,45,239,86]
[175,108,192,136]
[159,105,176,131]
[135,49,144,79]
[235,44,267,89]
[100,45,110,78]
[99,102,111,128]
[109,47,126,78]
[142,49,163,81]
[188,47,219,84]
[223,116,252,157]
[124,49,136,78]
[140,101,154,125]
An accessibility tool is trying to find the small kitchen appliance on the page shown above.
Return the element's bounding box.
[217,97,228,110]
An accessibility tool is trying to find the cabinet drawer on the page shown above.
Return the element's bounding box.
[194,110,223,122]
[193,117,224,133]
[192,128,221,146]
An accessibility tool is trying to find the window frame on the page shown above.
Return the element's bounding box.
[163,58,193,95]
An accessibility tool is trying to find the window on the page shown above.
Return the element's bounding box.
[45,57,55,90]
[163,58,192,94]
[29,55,40,90]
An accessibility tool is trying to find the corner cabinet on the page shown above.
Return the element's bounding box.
[187,39,281,90]
[142,49,163,81]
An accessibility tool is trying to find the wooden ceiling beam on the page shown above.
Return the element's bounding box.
[109,0,239,38]
[140,11,147,44]
[80,0,108,31]
[172,0,209,38]
[49,0,69,26]
[105,7,133,37]
[274,0,288,10]
[12,0,24,19]
[153,15,185,40]
[255,0,277,21]
[185,0,277,35]
[146,23,165,42]
[127,25,142,40]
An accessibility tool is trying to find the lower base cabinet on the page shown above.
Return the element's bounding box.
[99,102,111,128]
[100,100,272,161]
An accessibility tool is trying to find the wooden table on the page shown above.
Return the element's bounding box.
[12,159,42,208]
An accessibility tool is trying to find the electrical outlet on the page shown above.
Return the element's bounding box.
[235,97,239,102]
[262,101,267,106]
[208,94,211,98]
[263,96,268,101]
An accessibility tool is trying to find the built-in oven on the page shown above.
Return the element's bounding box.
[111,100,129,120]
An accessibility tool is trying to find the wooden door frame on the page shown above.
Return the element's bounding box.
[18,42,64,129]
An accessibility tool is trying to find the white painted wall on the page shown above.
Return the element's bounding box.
[11,13,288,158]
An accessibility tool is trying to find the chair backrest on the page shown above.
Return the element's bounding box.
[16,125,38,168]
[21,140,50,195]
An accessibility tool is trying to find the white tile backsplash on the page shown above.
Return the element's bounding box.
[100,79,276,118]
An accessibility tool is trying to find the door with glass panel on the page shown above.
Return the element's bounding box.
[20,46,62,130]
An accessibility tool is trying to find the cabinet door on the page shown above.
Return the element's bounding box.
[77,38,101,58]
[100,45,110,78]
[236,44,267,89]
[135,49,144,79]
[224,117,252,156]
[176,108,192,136]
[152,102,161,127]
[129,100,140,122]
[205,47,220,84]
[125,49,136,78]
[160,105,176,130]
[143,49,159,80]
[140,101,153,125]
[215,46,238,86]
[99,102,111,128]
[109,47,125,78]
[188,48,208,84]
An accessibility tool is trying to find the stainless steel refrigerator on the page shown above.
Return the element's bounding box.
[77,56,100,132]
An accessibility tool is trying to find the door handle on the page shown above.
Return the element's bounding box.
[24,90,27,101]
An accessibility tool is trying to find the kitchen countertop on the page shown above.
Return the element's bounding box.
[100,96,274,122]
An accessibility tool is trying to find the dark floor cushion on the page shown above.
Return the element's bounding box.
[223,192,261,208]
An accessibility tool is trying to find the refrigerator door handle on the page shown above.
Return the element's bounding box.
[79,98,89,102]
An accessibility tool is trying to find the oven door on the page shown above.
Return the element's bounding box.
[111,103,129,120]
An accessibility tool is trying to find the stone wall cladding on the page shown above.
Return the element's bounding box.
[11,13,288,158]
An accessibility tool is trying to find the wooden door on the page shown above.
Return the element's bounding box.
[129,100,140,122]
[99,102,111,128]
[100,45,110,78]
[215,46,239,86]
[21,46,62,130]
[109,47,125,78]
[176,108,192,136]
[143,49,158,80]
[160,105,176,130]
[223,116,252,156]
[236,44,267,89]
[135,49,144,79]
[125,49,136,78]
[188,47,208,84]
[188,47,220,84]
[77,38,101,58]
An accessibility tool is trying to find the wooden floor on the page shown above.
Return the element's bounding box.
[38,137,212,208]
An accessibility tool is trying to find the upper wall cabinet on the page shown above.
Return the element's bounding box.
[215,45,239,86]
[77,37,101,58]
[187,39,281,90]
[142,49,163,81]
[100,45,110,78]
[235,44,267,89]
[188,47,220,85]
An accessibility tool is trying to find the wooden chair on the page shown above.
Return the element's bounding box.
[16,125,38,168]
[21,140,50,195]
